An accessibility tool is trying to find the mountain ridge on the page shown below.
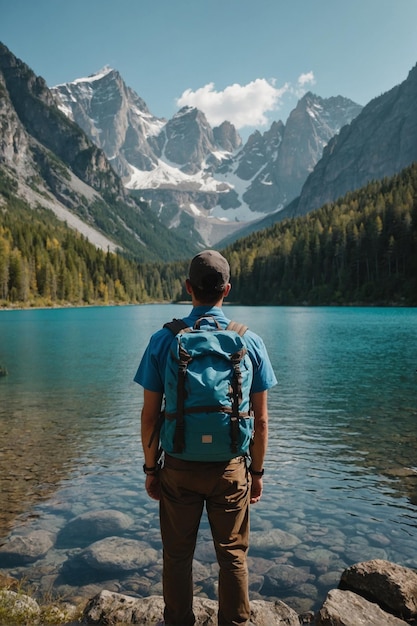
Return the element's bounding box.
[283,62,417,221]
[52,67,362,245]
[0,42,197,262]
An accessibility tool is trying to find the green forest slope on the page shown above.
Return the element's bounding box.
[1,163,416,308]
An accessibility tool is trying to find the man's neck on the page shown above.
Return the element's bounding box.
[192,298,224,308]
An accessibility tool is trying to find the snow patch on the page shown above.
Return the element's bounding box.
[55,66,114,88]
[126,159,232,193]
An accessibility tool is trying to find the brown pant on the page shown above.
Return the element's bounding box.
[160,455,251,626]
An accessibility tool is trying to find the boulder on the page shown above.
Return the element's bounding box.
[0,530,54,565]
[316,588,409,626]
[79,536,158,573]
[340,559,417,620]
[82,590,300,625]
[58,509,134,547]
[0,590,40,623]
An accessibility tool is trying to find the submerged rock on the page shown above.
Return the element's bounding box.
[249,528,301,552]
[57,509,134,547]
[0,530,55,565]
[79,536,158,573]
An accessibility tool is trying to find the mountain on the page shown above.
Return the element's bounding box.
[220,92,363,215]
[0,43,195,262]
[281,63,417,221]
[52,69,362,245]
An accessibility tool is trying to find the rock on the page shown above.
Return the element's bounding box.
[250,598,300,625]
[344,541,388,563]
[81,592,180,625]
[261,563,312,595]
[58,509,134,547]
[0,530,55,565]
[340,558,417,620]
[0,589,40,622]
[82,590,300,625]
[295,547,336,569]
[79,536,159,573]
[316,588,409,625]
[249,528,301,552]
[194,539,216,562]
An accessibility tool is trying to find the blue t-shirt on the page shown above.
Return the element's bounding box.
[134,306,277,394]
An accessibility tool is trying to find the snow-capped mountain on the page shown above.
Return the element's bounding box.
[52,68,362,245]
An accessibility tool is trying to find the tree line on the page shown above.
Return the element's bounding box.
[0,163,416,308]
[224,164,417,305]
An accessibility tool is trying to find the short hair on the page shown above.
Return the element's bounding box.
[189,281,226,304]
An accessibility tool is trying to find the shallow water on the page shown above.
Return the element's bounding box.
[0,305,416,614]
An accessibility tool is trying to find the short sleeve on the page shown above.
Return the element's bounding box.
[244,331,277,393]
[133,329,173,392]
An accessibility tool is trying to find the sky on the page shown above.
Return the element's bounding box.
[1,0,417,140]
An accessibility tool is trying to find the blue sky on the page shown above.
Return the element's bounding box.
[1,0,417,138]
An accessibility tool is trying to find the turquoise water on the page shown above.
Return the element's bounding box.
[0,305,416,613]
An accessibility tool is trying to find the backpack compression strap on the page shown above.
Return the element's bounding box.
[173,343,192,454]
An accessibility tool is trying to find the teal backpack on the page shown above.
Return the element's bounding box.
[160,316,254,462]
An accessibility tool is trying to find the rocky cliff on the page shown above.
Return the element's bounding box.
[0,43,194,262]
[291,63,417,218]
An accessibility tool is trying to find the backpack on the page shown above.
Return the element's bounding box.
[160,316,254,462]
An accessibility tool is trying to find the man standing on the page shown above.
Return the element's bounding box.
[134,250,277,626]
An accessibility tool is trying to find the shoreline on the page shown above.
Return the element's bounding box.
[0,299,415,311]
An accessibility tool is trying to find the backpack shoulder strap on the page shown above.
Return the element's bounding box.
[227,320,249,453]
[163,318,190,335]
[226,320,248,337]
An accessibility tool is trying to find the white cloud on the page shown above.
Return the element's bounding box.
[298,71,315,87]
[293,71,316,97]
[176,78,289,130]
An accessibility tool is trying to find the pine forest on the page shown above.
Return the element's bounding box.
[1,163,416,308]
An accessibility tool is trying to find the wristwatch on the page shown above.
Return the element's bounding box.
[249,466,264,476]
[143,463,157,475]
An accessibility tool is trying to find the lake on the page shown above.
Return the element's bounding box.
[0,304,416,615]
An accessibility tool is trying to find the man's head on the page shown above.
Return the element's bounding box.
[187,250,231,304]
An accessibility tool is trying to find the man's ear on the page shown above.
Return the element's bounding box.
[185,278,193,295]
[223,283,232,298]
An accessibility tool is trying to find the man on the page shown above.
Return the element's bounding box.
[134,250,277,626]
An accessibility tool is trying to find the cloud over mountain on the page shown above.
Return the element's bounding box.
[176,78,288,129]
[176,72,318,130]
